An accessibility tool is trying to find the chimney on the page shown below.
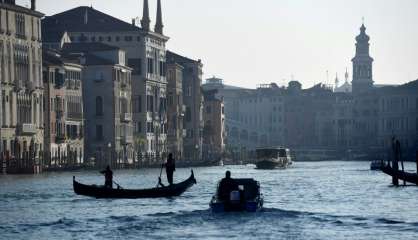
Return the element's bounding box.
[132,18,136,26]
[31,0,35,10]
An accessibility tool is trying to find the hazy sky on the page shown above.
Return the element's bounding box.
[17,0,418,89]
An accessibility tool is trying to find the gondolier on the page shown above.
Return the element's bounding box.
[164,153,176,185]
[100,165,113,188]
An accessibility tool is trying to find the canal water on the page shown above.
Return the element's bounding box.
[1,161,418,240]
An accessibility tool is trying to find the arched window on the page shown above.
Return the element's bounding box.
[96,96,103,116]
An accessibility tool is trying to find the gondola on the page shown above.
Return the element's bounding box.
[381,164,418,185]
[73,170,196,199]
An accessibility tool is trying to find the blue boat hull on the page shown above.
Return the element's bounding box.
[210,200,263,213]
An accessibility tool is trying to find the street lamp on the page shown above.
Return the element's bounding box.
[195,144,199,162]
[107,142,112,167]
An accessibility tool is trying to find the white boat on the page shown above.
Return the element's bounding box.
[255,147,292,169]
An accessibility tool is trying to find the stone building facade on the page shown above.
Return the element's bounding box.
[62,42,134,167]
[42,0,169,162]
[374,81,418,159]
[42,49,84,169]
[202,89,225,161]
[166,60,184,161]
[0,1,44,173]
[166,51,204,162]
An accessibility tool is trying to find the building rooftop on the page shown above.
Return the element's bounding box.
[62,42,120,53]
[43,49,81,66]
[42,6,140,33]
[166,50,202,65]
[375,79,418,94]
[42,30,67,43]
[0,2,43,18]
[84,54,115,66]
[335,81,352,93]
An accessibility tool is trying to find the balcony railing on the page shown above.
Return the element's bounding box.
[19,123,37,135]
[67,112,83,120]
[120,113,132,122]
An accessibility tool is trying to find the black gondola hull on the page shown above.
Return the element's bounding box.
[381,165,418,185]
[73,171,196,199]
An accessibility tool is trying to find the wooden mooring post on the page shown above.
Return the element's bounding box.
[400,146,405,186]
[416,150,418,186]
[392,140,400,186]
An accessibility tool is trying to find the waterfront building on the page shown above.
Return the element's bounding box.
[333,93,354,151]
[202,89,226,161]
[212,82,286,150]
[166,51,203,162]
[0,0,44,173]
[42,49,84,169]
[166,60,184,161]
[376,81,418,159]
[203,78,337,154]
[283,82,336,150]
[62,42,134,168]
[42,0,169,162]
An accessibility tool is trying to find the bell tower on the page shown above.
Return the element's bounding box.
[352,23,374,94]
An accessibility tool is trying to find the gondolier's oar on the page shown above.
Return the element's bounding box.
[113,180,123,189]
[156,163,165,187]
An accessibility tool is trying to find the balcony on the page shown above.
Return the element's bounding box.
[120,113,132,122]
[121,135,134,144]
[19,123,37,135]
[55,135,66,143]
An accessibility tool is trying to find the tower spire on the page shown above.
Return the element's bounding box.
[352,21,374,94]
[141,0,150,31]
[155,0,164,34]
[335,72,339,89]
[345,68,349,83]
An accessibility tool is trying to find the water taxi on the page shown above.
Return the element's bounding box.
[255,147,292,169]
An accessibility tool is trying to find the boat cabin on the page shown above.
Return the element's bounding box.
[217,178,260,201]
[256,147,290,159]
[211,178,263,212]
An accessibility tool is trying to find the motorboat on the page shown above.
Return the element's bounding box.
[210,178,263,212]
[255,147,292,169]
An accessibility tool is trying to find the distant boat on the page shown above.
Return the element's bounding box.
[73,171,196,199]
[370,160,383,170]
[210,178,263,212]
[255,147,292,169]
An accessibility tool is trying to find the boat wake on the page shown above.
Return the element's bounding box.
[2,207,417,240]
